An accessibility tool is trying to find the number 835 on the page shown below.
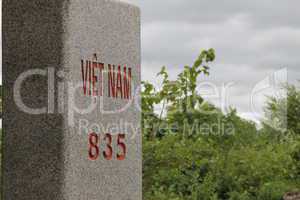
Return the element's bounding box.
[88,133,126,161]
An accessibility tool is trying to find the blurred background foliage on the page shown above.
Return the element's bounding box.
[142,49,300,200]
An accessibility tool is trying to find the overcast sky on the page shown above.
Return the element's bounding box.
[1,1,299,123]
[121,0,300,123]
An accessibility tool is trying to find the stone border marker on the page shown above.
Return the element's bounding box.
[2,0,141,200]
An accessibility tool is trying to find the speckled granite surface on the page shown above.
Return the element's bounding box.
[2,0,141,199]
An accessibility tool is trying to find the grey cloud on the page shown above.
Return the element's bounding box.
[124,0,300,29]
[127,0,300,123]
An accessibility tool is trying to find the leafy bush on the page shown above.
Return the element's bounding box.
[142,50,300,200]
